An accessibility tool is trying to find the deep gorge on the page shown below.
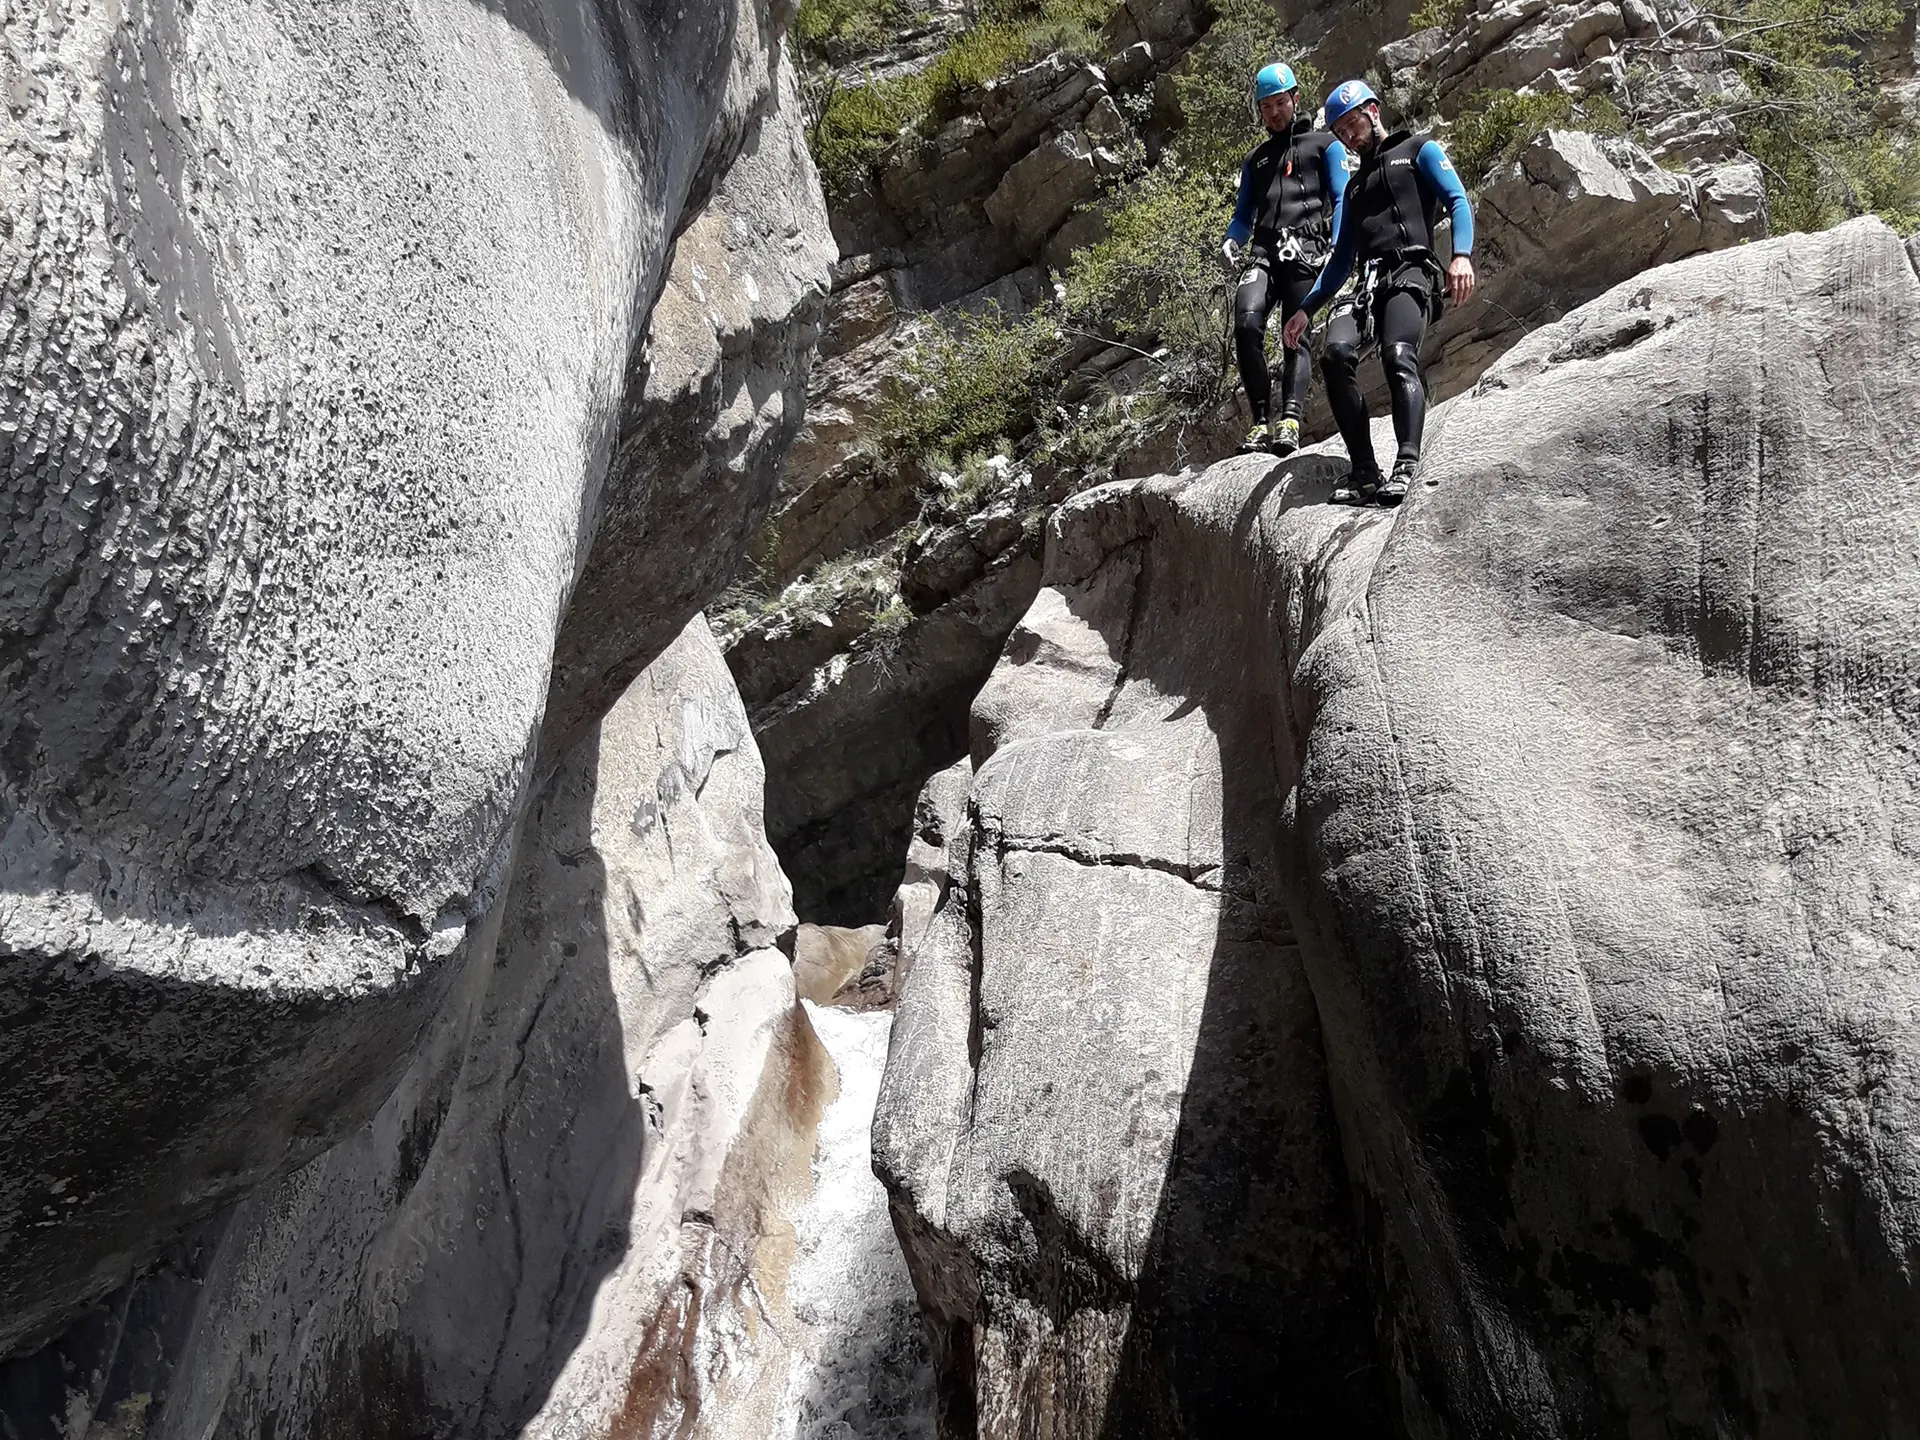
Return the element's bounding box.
[2,0,1918,1437]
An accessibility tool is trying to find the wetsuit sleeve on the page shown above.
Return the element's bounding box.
[1225,156,1256,247]
[1296,190,1357,316]
[1323,138,1353,242]
[1416,139,1474,255]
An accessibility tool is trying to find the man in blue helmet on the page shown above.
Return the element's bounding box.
[1281,79,1475,505]
[1221,62,1353,456]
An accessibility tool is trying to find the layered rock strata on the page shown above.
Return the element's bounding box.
[733,0,1217,922]
[1,0,827,1377]
[876,219,1920,1436]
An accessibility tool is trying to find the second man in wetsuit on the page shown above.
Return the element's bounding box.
[1281,79,1476,505]
[1221,63,1352,457]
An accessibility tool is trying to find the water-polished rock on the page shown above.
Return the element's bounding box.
[876,218,1920,1437]
[0,0,828,1359]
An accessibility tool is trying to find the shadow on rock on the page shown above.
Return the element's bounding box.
[1074,461,1394,1436]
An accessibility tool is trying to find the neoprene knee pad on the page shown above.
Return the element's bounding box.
[1323,344,1361,376]
[1384,341,1421,380]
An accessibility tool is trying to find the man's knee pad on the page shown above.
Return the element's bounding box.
[1323,342,1361,377]
[1384,341,1421,382]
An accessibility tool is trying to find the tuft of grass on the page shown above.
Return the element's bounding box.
[1407,0,1472,35]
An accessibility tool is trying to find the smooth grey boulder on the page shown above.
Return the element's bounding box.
[0,0,827,1358]
[1,617,813,1436]
[876,218,1920,1436]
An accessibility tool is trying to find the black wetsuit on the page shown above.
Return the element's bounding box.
[1226,118,1352,425]
[1296,129,1475,473]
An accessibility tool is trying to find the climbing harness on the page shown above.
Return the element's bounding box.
[1266,229,1319,269]
[1329,245,1447,355]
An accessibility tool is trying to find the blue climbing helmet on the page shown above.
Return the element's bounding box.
[1324,78,1379,127]
[1250,62,1298,123]
[1254,63,1298,101]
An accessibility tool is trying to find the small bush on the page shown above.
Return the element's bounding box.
[1036,387,1175,477]
[939,449,1020,517]
[810,74,934,200]
[806,0,1118,199]
[1063,168,1238,401]
[1407,0,1472,35]
[869,593,914,634]
[795,0,906,57]
[1445,88,1626,181]
[877,305,1064,462]
[1445,90,1572,178]
[1167,0,1319,179]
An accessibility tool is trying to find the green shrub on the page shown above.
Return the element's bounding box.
[806,0,1118,200]
[1167,0,1319,179]
[1407,0,1472,34]
[1445,90,1571,178]
[1036,387,1175,477]
[1445,88,1627,181]
[1063,168,1238,400]
[795,0,906,57]
[810,74,934,200]
[920,2,1112,121]
[1713,0,1919,232]
[877,305,1064,462]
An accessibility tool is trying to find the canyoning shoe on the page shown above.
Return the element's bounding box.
[1329,467,1383,505]
[1238,421,1272,454]
[1377,457,1419,506]
[1268,417,1301,456]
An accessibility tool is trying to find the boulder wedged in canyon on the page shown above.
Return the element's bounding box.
[0,0,830,1359]
[874,217,1920,1437]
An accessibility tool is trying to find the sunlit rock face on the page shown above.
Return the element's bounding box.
[0,0,827,1364]
[876,219,1920,1438]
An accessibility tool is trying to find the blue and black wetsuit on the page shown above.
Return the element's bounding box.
[1294,130,1474,473]
[1225,117,1353,426]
